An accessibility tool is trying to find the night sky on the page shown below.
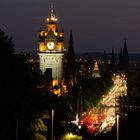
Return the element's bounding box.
[1,0,140,54]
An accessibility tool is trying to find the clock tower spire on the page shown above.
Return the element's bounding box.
[51,0,54,16]
[47,1,57,21]
[38,1,64,85]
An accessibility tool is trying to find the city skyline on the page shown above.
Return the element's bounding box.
[1,0,140,54]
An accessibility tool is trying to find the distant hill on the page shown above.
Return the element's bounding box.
[76,52,140,61]
[76,52,104,60]
[25,51,140,62]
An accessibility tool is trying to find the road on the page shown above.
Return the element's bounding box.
[79,74,127,134]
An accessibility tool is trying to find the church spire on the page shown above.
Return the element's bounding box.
[122,39,129,71]
[67,29,75,62]
[65,29,76,87]
[118,40,129,72]
[110,48,116,72]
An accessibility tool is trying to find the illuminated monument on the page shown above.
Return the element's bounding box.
[92,61,101,78]
[38,2,64,84]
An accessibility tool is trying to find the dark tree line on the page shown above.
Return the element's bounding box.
[0,29,75,140]
[0,28,38,140]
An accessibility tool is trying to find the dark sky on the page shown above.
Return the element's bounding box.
[1,0,140,54]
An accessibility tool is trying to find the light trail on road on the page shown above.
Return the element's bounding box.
[79,74,127,134]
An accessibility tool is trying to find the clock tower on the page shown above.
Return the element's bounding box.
[38,2,64,84]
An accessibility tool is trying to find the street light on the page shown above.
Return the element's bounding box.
[116,114,119,140]
[52,109,54,140]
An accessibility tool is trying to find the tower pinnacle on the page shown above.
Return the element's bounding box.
[51,0,54,17]
[47,0,58,23]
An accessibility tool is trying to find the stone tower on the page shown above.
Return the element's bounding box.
[38,2,64,84]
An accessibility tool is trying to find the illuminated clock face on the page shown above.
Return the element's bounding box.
[47,41,55,50]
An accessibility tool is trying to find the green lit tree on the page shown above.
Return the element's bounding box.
[28,112,50,140]
[83,75,113,109]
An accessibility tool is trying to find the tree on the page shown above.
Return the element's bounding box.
[83,74,113,109]
[0,28,35,140]
[28,112,50,140]
[0,28,15,55]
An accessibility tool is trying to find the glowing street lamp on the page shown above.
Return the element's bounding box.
[116,114,119,140]
[52,109,54,140]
